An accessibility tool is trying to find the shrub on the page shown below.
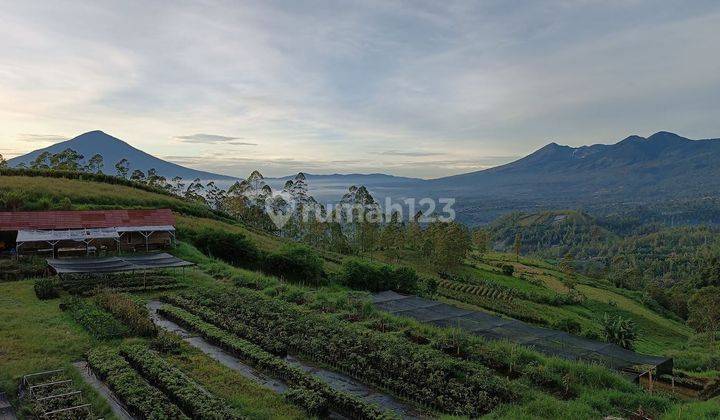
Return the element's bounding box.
[150,331,184,354]
[553,318,582,335]
[180,227,262,268]
[261,244,325,285]
[284,387,328,416]
[338,258,419,293]
[61,297,129,339]
[95,292,157,337]
[34,278,59,300]
[502,264,515,276]
[601,314,637,350]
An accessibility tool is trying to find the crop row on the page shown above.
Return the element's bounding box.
[164,295,288,355]
[86,347,188,419]
[61,296,129,339]
[438,278,516,302]
[95,292,158,337]
[158,303,389,419]
[119,344,242,419]
[61,274,179,295]
[169,289,519,416]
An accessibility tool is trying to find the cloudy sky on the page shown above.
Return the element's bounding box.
[1,0,719,178]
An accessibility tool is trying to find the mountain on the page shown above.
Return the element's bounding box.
[425,131,720,224]
[8,130,236,181]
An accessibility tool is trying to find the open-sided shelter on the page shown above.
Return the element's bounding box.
[0,209,176,257]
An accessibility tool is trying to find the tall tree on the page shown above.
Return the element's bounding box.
[171,176,185,196]
[30,151,52,170]
[513,232,523,262]
[472,229,490,258]
[86,154,104,174]
[49,149,84,171]
[114,158,130,179]
[130,169,146,183]
[0,153,6,168]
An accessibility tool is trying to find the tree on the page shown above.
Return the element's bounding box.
[427,221,472,270]
[688,286,720,335]
[130,169,146,183]
[115,158,130,179]
[86,154,104,174]
[205,181,226,210]
[380,211,405,261]
[184,178,207,204]
[171,176,185,196]
[0,153,7,168]
[0,190,26,211]
[601,314,637,350]
[30,151,52,170]
[472,229,490,258]
[559,253,575,276]
[49,148,84,171]
[513,232,523,262]
[146,168,166,188]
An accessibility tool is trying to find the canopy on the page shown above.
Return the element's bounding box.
[17,228,120,243]
[47,253,194,274]
[373,291,673,377]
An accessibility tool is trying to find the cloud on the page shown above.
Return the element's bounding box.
[16,134,68,143]
[375,150,445,157]
[174,134,257,145]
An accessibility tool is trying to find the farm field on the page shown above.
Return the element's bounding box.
[1,174,719,418]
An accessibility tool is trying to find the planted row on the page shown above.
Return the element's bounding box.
[172,289,519,416]
[62,274,180,295]
[86,347,188,419]
[119,344,241,419]
[95,291,157,337]
[61,296,129,339]
[158,304,388,419]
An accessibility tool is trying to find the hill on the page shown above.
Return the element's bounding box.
[8,130,236,181]
[427,131,720,224]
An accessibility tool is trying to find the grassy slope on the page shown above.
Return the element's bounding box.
[0,280,115,418]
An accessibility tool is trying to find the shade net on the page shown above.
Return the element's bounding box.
[47,253,193,274]
[373,291,673,376]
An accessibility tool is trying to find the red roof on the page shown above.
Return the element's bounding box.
[0,209,175,231]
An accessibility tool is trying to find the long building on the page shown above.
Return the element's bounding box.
[0,209,176,257]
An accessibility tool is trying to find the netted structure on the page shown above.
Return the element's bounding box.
[373,291,673,378]
[47,253,193,274]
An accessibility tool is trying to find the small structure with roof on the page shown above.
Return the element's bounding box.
[0,209,177,258]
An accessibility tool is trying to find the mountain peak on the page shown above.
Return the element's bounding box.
[646,131,687,143]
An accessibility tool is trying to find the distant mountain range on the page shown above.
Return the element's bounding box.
[8,130,720,224]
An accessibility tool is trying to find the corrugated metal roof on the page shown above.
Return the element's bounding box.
[0,209,175,231]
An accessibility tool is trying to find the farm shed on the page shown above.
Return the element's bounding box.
[0,209,176,257]
[373,291,673,379]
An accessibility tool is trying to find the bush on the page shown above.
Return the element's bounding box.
[553,318,582,335]
[34,278,59,300]
[338,258,419,293]
[150,331,184,354]
[502,264,515,276]
[95,292,157,337]
[284,387,328,416]
[180,227,262,268]
[261,244,325,285]
[601,314,637,350]
[61,296,129,339]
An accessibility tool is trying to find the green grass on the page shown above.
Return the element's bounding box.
[0,280,115,418]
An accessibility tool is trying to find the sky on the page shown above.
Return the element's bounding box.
[1,0,719,179]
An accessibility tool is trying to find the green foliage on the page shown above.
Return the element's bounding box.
[95,292,157,337]
[284,387,328,416]
[687,286,720,334]
[167,289,519,416]
[61,296,129,339]
[502,264,515,276]
[261,243,325,285]
[150,331,185,355]
[33,278,59,300]
[86,346,189,419]
[180,227,262,269]
[601,314,638,350]
[158,303,385,419]
[553,318,582,335]
[338,258,419,293]
[120,343,239,419]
